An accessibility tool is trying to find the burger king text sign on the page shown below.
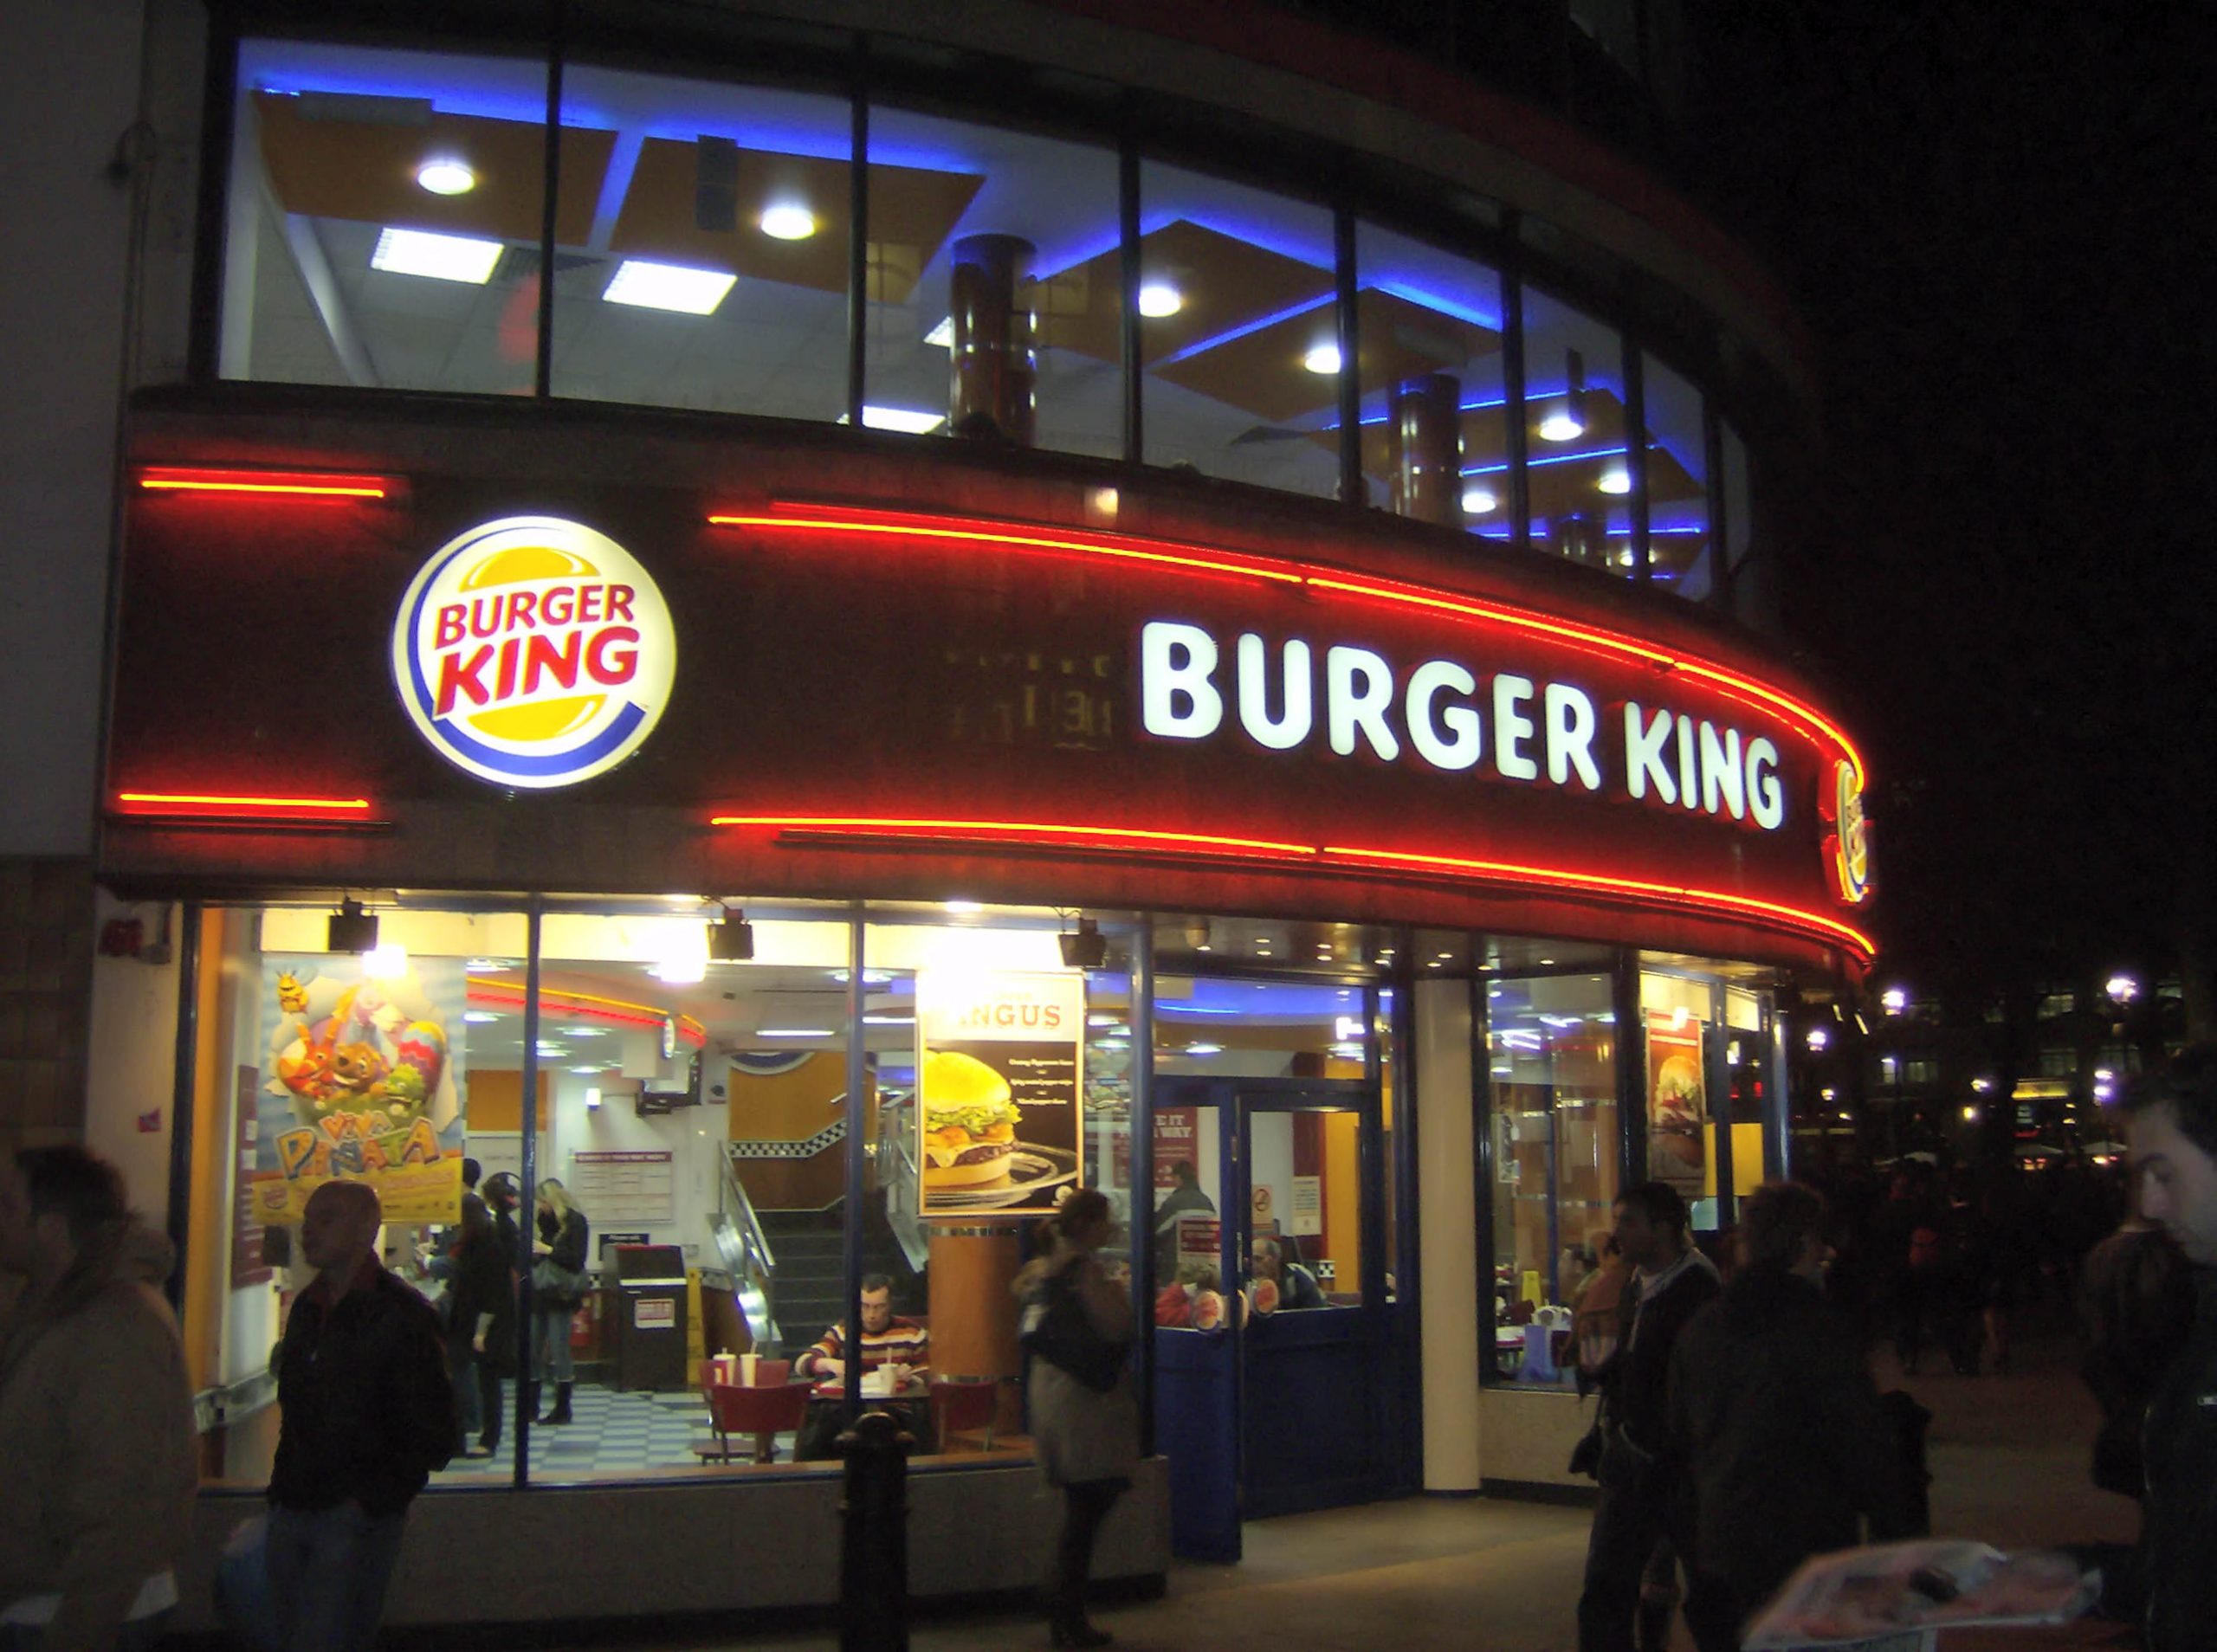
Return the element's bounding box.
[393,516,675,789]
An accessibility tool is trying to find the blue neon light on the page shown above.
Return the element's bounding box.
[588,131,644,252]
[1152,293,1335,369]
[1367,278,1503,332]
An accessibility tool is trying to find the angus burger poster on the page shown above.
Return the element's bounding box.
[916,971,1084,1216]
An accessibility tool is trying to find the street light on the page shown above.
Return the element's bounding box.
[2106,974,2141,1003]
[1881,987,1908,1015]
[1807,1024,1830,1051]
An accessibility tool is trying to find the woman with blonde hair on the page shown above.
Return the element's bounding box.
[1014,1187,1135,1648]
[531,1178,590,1425]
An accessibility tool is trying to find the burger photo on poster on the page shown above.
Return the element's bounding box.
[920,1049,1022,1188]
[1651,1053,1703,1169]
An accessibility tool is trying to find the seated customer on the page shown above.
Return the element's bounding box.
[1251,1236,1326,1310]
[793,1274,929,1385]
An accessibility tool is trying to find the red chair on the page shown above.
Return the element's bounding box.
[930,1378,1001,1454]
[700,1382,808,1463]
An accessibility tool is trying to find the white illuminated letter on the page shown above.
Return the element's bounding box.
[1493,674,1539,780]
[1236,634,1313,751]
[1140,621,1221,739]
[1747,737,1785,829]
[1326,646,1399,759]
[1543,683,1602,791]
[1676,713,1699,810]
[1406,660,1481,771]
[1625,703,1677,804]
[1699,722,1746,820]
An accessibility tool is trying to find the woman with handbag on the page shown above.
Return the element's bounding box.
[531,1179,590,1425]
[1014,1188,1136,1649]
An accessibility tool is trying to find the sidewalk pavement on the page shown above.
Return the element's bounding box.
[563,1290,2141,1652]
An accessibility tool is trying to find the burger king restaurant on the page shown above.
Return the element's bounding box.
[90,395,1873,1623]
[62,9,1877,1631]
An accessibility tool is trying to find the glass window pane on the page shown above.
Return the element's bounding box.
[1641,353,1713,600]
[1354,223,1508,539]
[1722,423,1758,620]
[1242,1107,1367,1309]
[224,42,555,393]
[864,106,1120,457]
[549,68,852,419]
[1153,975,1354,1074]
[1488,971,1617,1387]
[1137,161,1340,497]
[1151,1100,1227,1324]
[1522,289,1632,577]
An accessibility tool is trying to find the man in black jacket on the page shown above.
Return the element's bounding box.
[1668,1181,1910,1651]
[267,1180,454,1652]
[1576,1181,1721,1652]
[2068,1044,2217,1649]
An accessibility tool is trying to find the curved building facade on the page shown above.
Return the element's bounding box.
[11,0,1875,1629]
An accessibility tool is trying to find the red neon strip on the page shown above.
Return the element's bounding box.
[113,791,373,816]
[467,978,708,1045]
[710,505,1865,784]
[139,467,392,500]
[710,813,1873,960]
[708,814,1318,859]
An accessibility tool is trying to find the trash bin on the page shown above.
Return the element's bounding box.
[613,1243,689,1391]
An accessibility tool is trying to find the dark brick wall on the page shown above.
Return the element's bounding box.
[0,857,94,1158]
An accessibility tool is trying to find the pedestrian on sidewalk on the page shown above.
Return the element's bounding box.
[0,1145,198,1651]
[267,1180,455,1652]
[1016,1188,1136,1649]
[1575,1182,1720,1652]
[1668,1181,1911,1652]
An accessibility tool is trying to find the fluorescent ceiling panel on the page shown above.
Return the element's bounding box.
[370,226,503,283]
[602,259,738,315]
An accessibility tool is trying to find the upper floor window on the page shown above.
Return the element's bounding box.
[1521,287,1632,579]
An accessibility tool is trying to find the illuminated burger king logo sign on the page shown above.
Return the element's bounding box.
[392,517,675,789]
[1821,759,1872,904]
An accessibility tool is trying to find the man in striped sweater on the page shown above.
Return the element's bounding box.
[794,1274,929,1384]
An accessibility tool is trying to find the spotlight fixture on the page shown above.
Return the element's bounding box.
[1302,342,1342,376]
[1538,348,1589,442]
[708,904,755,961]
[415,158,477,196]
[1183,918,1212,952]
[1059,917,1108,970]
[327,897,378,955]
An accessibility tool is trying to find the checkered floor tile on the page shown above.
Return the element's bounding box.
[435,1382,794,1480]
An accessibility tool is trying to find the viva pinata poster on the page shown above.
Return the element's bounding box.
[256,956,468,1224]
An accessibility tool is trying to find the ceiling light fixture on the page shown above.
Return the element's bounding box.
[371,227,503,284]
[923,315,955,349]
[1461,484,1498,514]
[1182,919,1212,951]
[758,203,817,241]
[756,1027,837,1038]
[362,942,410,978]
[1302,342,1342,376]
[462,1010,500,1024]
[603,259,737,315]
[840,405,947,435]
[1538,348,1588,442]
[414,158,477,196]
[326,897,378,954]
[1597,465,1632,495]
[1137,281,1183,318]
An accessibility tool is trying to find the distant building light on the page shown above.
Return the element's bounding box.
[1806,1025,1830,1052]
[1881,987,1908,1014]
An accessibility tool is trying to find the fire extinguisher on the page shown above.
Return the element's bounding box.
[570,1286,598,1352]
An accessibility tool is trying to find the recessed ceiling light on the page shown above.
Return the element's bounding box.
[1137,281,1183,318]
[1537,407,1586,442]
[415,158,477,196]
[1184,1042,1223,1056]
[863,1014,915,1025]
[535,1042,566,1057]
[1597,466,1632,495]
[465,958,507,972]
[1461,485,1498,514]
[1302,343,1342,375]
[565,1026,606,1037]
[839,404,947,434]
[759,203,817,241]
[944,900,982,914]
[462,1010,500,1023]
[756,1027,837,1038]
[603,259,737,316]
[1538,957,1555,965]
[567,1064,604,1074]
[649,957,705,984]
[923,315,955,349]
[372,227,502,284]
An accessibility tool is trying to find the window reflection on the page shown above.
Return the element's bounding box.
[1354,223,1507,537]
[1522,290,1632,576]
[865,106,1120,456]
[1641,353,1713,599]
[1137,162,1340,497]
[223,41,559,393]
[549,69,853,419]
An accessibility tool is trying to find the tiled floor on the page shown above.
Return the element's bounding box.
[436,1382,778,1479]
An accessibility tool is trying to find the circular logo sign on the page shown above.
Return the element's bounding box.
[1822,758,1872,904]
[392,516,675,789]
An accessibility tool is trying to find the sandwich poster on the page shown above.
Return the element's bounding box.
[255,955,468,1224]
[1645,1010,1707,1195]
[916,969,1085,1216]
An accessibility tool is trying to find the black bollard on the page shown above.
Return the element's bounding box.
[838,1408,914,1652]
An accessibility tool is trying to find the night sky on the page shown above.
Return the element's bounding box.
[1683,3,2215,1001]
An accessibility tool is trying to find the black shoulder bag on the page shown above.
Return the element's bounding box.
[1021,1267,1128,1393]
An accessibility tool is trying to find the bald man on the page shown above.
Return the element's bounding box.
[265,1181,454,1652]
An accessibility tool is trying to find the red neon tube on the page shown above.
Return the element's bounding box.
[112,791,374,818]
[138,467,394,500]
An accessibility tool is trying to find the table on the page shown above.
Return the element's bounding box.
[797,1379,934,1461]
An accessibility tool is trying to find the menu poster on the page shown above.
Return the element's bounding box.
[229,1067,274,1288]
[255,956,468,1225]
[1645,1010,1707,1194]
[916,969,1084,1217]
[1153,1105,1198,1189]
